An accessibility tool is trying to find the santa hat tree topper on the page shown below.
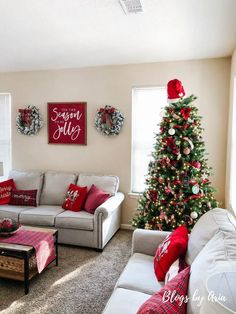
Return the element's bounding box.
[167,79,185,103]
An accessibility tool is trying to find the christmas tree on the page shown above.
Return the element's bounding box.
[132,79,218,231]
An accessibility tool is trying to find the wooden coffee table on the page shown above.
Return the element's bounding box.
[0,226,58,294]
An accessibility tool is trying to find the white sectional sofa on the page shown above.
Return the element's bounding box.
[103,208,236,314]
[0,170,124,250]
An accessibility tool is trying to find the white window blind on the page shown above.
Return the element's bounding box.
[229,77,236,212]
[0,94,11,179]
[131,87,167,193]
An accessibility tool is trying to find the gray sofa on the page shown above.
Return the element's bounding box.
[0,170,124,250]
[103,208,236,314]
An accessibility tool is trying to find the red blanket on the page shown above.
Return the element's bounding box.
[0,229,56,273]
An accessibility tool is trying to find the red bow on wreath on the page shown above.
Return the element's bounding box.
[19,109,32,126]
[99,106,115,127]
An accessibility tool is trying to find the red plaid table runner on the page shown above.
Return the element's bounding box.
[0,229,56,273]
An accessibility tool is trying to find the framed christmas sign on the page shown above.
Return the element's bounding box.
[48,102,87,145]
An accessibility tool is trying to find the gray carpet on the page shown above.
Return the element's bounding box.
[0,230,132,314]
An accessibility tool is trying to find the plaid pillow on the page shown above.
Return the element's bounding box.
[9,189,38,207]
[137,266,190,314]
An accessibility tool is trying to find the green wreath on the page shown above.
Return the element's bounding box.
[95,105,124,136]
[16,105,43,136]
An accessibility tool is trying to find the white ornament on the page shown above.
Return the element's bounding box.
[202,173,208,180]
[192,184,200,194]
[168,128,175,135]
[190,211,198,219]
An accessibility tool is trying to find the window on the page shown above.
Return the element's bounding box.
[229,77,236,212]
[131,87,167,193]
[0,94,11,179]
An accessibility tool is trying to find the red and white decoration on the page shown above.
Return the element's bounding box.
[154,225,188,281]
[48,102,87,145]
[62,184,87,212]
[167,79,185,103]
[0,179,16,205]
[9,189,38,207]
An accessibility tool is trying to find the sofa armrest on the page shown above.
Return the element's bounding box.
[132,229,171,256]
[94,192,125,219]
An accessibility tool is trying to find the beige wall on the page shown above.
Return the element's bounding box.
[0,57,231,225]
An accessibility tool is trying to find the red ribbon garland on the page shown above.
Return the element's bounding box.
[183,194,202,203]
[180,107,191,120]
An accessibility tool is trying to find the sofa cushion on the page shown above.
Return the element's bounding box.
[62,184,87,212]
[9,189,38,207]
[188,231,236,314]
[0,179,16,205]
[84,184,110,214]
[19,205,64,226]
[77,174,119,195]
[55,210,94,231]
[102,288,150,314]
[165,259,179,284]
[154,225,188,281]
[0,205,29,221]
[116,253,164,295]
[9,170,43,205]
[40,171,77,205]
[137,266,190,314]
[200,270,236,313]
[186,208,236,265]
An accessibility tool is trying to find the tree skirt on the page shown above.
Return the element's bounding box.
[0,230,132,314]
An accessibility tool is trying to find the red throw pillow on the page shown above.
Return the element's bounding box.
[62,184,87,212]
[154,225,188,281]
[137,266,190,314]
[84,184,110,214]
[9,189,38,207]
[0,179,16,205]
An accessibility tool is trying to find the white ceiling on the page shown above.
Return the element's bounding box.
[0,0,236,72]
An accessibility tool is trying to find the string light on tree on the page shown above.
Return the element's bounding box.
[132,79,218,231]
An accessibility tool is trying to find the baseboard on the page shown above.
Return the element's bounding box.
[120,224,135,230]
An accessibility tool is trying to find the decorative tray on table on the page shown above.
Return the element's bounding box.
[0,218,20,237]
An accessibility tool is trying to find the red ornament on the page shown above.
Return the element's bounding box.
[180,107,191,120]
[167,79,185,102]
[192,161,201,169]
[164,187,172,194]
[150,190,158,202]
[159,211,166,220]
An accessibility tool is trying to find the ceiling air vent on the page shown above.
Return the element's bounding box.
[119,0,143,14]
